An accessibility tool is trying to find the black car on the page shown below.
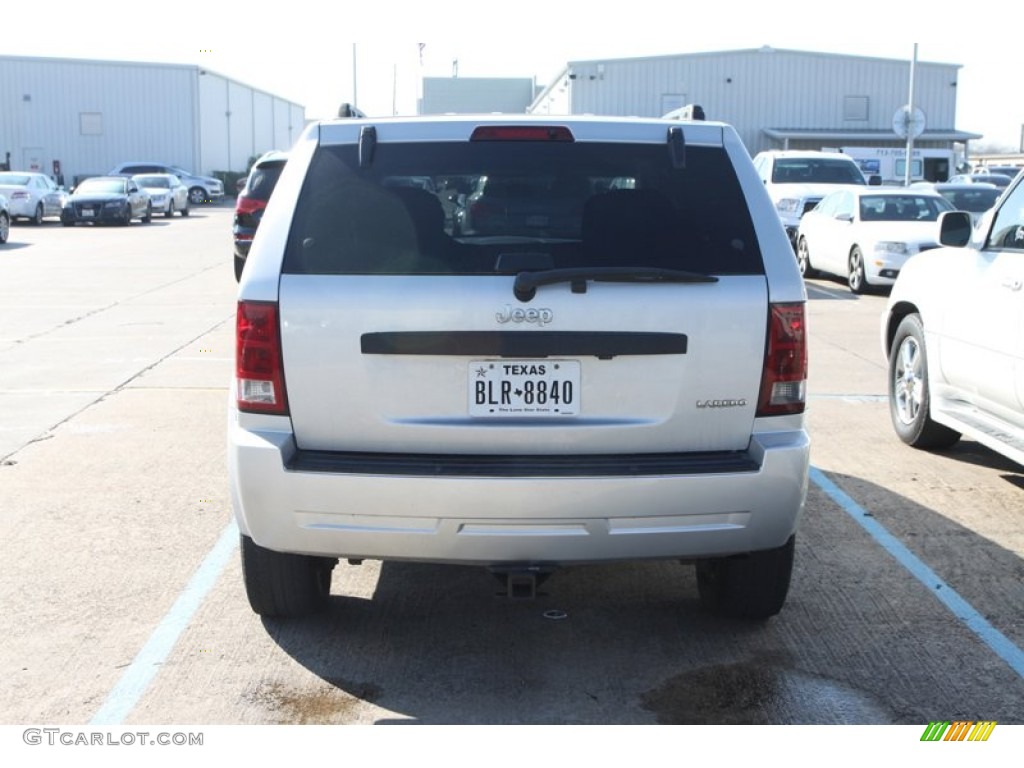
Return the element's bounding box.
[62,176,152,226]
[233,151,288,280]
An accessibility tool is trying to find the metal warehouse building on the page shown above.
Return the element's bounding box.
[528,47,981,178]
[0,55,305,186]
[421,77,538,115]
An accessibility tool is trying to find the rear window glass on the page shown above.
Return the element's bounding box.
[283,141,764,276]
[245,163,286,201]
[772,159,866,185]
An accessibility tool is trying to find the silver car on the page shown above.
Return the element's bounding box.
[131,174,190,218]
[0,171,68,224]
[230,115,810,621]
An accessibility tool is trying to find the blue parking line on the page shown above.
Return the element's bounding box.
[810,466,1024,679]
[90,520,239,725]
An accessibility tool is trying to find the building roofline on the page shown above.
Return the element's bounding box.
[567,46,962,70]
[0,54,305,109]
[763,128,983,142]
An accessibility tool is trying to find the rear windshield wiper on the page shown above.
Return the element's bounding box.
[513,266,717,301]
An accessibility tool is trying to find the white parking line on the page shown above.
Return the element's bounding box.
[810,466,1024,679]
[89,520,239,725]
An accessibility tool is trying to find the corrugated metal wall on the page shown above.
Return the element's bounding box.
[564,49,961,154]
[0,56,305,184]
[421,78,536,115]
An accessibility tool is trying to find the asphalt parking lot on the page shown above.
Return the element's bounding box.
[0,208,1022,735]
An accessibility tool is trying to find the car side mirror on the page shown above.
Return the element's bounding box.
[867,175,882,186]
[938,211,973,247]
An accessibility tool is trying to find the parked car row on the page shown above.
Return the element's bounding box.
[0,160,226,240]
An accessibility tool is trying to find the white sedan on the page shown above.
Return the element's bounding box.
[0,171,68,224]
[131,174,190,218]
[796,188,955,294]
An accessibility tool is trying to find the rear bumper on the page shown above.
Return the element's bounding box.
[229,418,810,566]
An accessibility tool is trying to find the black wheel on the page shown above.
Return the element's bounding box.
[121,206,132,226]
[181,203,190,217]
[847,246,869,294]
[796,236,817,278]
[696,536,795,620]
[234,254,245,282]
[240,534,336,618]
[165,201,175,219]
[61,215,74,228]
[31,203,44,225]
[0,211,9,243]
[189,187,206,205]
[142,202,152,223]
[888,314,961,450]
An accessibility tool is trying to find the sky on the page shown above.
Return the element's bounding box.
[5,4,1022,151]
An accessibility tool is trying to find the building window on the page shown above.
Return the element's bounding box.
[844,96,869,122]
[80,112,103,136]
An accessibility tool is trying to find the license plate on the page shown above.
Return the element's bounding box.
[469,360,580,417]
[81,209,94,217]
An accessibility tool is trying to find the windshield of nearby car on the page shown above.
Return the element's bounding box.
[937,188,1002,213]
[0,173,33,185]
[859,194,954,222]
[284,141,764,277]
[135,175,170,188]
[772,158,866,185]
[76,178,127,194]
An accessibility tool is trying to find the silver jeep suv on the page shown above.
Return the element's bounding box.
[230,115,810,620]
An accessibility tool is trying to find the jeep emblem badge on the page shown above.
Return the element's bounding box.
[495,305,554,325]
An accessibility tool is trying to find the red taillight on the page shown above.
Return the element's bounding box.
[236,301,288,415]
[234,196,268,216]
[757,303,807,417]
[470,125,575,142]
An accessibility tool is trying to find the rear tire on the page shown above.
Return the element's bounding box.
[696,536,794,620]
[0,211,9,242]
[240,534,336,618]
[32,203,44,225]
[189,187,205,205]
[142,202,152,223]
[888,313,961,449]
[165,201,175,219]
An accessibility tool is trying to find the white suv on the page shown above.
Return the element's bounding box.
[752,150,877,247]
[230,115,810,620]
[882,172,1024,466]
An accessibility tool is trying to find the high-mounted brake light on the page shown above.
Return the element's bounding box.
[470,126,575,142]
[236,301,289,415]
[757,303,807,417]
